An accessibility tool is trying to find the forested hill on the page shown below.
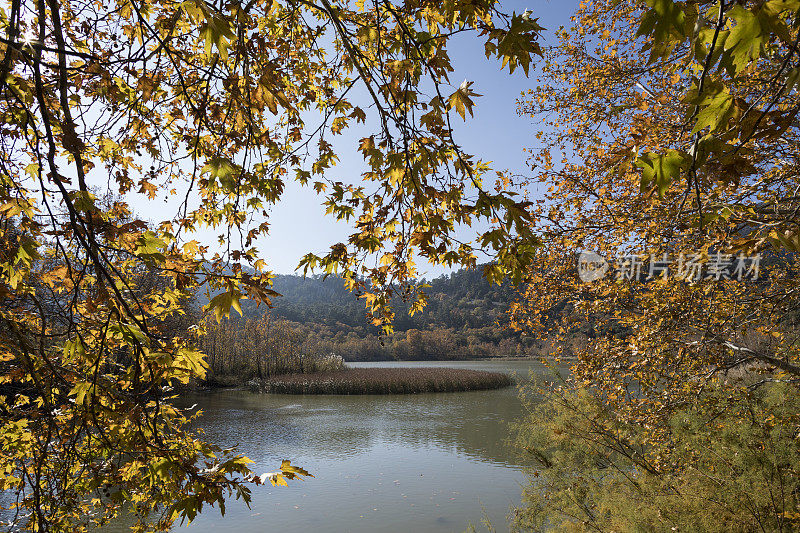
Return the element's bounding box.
[239,266,517,335]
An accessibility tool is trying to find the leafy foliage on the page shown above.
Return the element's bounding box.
[514,0,800,442]
[510,0,800,529]
[512,380,800,532]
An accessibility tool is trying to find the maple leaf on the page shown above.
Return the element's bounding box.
[447,80,482,120]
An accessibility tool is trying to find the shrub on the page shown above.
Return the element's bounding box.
[510,381,800,532]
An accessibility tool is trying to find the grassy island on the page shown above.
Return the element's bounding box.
[249,367,512,394]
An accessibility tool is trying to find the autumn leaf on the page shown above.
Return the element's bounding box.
[447,80,481,120]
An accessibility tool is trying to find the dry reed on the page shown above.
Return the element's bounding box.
[254,367,512,394]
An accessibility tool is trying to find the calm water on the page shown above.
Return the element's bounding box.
[123,360,562,532]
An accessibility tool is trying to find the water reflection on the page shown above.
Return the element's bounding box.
[108,360,561,533]
[177,360,551,468]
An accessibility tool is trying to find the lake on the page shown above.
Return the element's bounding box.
[127,360,563,532]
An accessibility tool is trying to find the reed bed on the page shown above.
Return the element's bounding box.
[254,367,512,394]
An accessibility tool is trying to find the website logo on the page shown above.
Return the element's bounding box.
[577,251,609,282]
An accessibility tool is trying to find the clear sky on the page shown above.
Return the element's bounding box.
[255,0,580,277]
[124,0,580,277]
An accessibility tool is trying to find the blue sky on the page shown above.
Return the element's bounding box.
[121,1,580,277]
[255,0,580,277]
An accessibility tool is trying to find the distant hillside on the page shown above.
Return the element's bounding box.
[194,265,545,360]
[238,265,518,335]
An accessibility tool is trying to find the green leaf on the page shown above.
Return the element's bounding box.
[201,156,240,192]
[725,6,768,75]
[24,163,39,178]
[199,14,235,61]
[493,13,542,76]
[693,87,736,133]
[69,381,92,405]
[635,150,688,198]
[134,231,167,264]
[637,0,687,63]
[206,290,244,322]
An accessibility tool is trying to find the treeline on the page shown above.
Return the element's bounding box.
[190,264,540,362]
[196,315,345,385]
[309,325,534,361]
[194,315,550,380]
[230,266,517,335]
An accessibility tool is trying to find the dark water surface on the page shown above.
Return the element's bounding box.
[149,360,560,532]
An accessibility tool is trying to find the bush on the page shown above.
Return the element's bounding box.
[510,381,800,532]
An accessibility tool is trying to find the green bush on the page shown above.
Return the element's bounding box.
[511,382,800,532]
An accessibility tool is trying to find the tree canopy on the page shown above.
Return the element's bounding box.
[514,0,800,432]
[511,0,800,529]
[0,0,543,530]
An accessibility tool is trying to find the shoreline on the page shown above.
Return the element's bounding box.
[190,357,574,393]
[344,354,576,363]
